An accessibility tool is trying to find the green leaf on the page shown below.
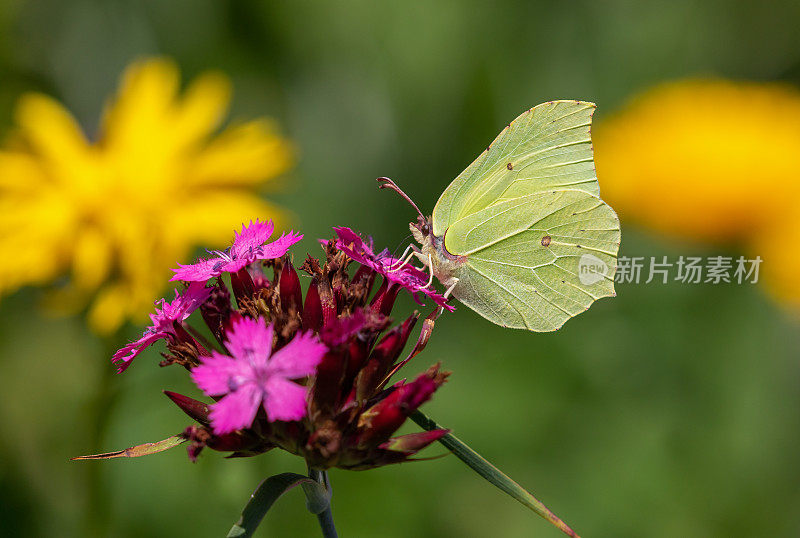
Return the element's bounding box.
[71,435,185,460]
[227,473,331,538]
[410,411,580,538]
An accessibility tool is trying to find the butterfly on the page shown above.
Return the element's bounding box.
[380,100,620,331]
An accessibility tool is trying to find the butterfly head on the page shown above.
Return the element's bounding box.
[410,214,433,245]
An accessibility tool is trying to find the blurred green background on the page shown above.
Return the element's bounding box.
[2,1,800,537]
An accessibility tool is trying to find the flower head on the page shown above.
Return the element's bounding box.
[0,57,293,333]
[112,281,211,372]
[595,79,800,243]
[109,220,451,469]
[334,227,454,312]
[594,78,800,304]
[191,316,326,433]
[172,220,302,282]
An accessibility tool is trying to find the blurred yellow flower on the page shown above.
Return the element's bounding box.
[594,79,800,305]
[0,57,293,333]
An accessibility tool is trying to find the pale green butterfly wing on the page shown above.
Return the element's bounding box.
[446,190,619,331]
[432,100,597,237]
[429,100,619,331]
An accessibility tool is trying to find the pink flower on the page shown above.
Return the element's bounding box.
[112,282,212,373]
[172,220,303,282]
[333,227,454,312]
[191,316,326,434]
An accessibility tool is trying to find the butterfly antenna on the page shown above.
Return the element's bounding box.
[376,177,426,221]
[390,233,413,258]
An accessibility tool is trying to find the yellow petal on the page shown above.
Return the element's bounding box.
[165,191,292,260]
[186,119,294,188]
[0,187,75,293]
[72,227,112,291]
[0,151,49,191]
[87,283,129,335]
[14,93,89,166]
[172,70,232,148]
[753,216,800,306]
[101,57,180,156]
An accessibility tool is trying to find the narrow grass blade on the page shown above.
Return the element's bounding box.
[410,410,579,537]
[227,473,330,538]
[71,435,185,460]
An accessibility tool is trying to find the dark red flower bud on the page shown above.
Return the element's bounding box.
[354,373,440,448]
[345,337,369,381]
[316,277,338,328]
[165,391,210,425]
[279,260,303,315]
[309,351,348,417]
[381,308,438,383]
[372,314,417,365]
[370,280,401,316]
[183,424,274,463]
[303,278,323,332]
[354,314,417,400]
[378,429,450,454]
[230,267,255,302]
[170,321,208,356]
[200,280,232,345]
[207,431,267,453]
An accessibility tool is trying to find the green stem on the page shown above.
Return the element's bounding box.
[308,468,338,538]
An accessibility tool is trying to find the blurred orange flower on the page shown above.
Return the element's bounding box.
[0,58,293,333]
[594,79,800,304]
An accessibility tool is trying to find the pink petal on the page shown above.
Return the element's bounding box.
[267,330,327,378]
[191,351,250,395]
[112,331,167,373]
[230,219,275,259]
[224,316,273,366]
[257,231,303,260]
[334,227,455,312]
[171,221,299,282]
[208,384,262,434]
[171,282,213,320]
[171,258,225,282]
[333,227,369,252]
[334,227,377,268]
[152,282,212,331]
[262,377,309,422]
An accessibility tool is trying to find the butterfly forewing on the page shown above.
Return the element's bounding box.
[432,100,598,237]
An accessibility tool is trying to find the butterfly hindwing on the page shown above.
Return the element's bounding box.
[446,190,619,331]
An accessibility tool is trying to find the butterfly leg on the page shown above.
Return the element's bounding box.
[387,245,416,272]
[443,278,459,299]
[410,250,436,287]
[422,254,435,288]
[390,244,414,265]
